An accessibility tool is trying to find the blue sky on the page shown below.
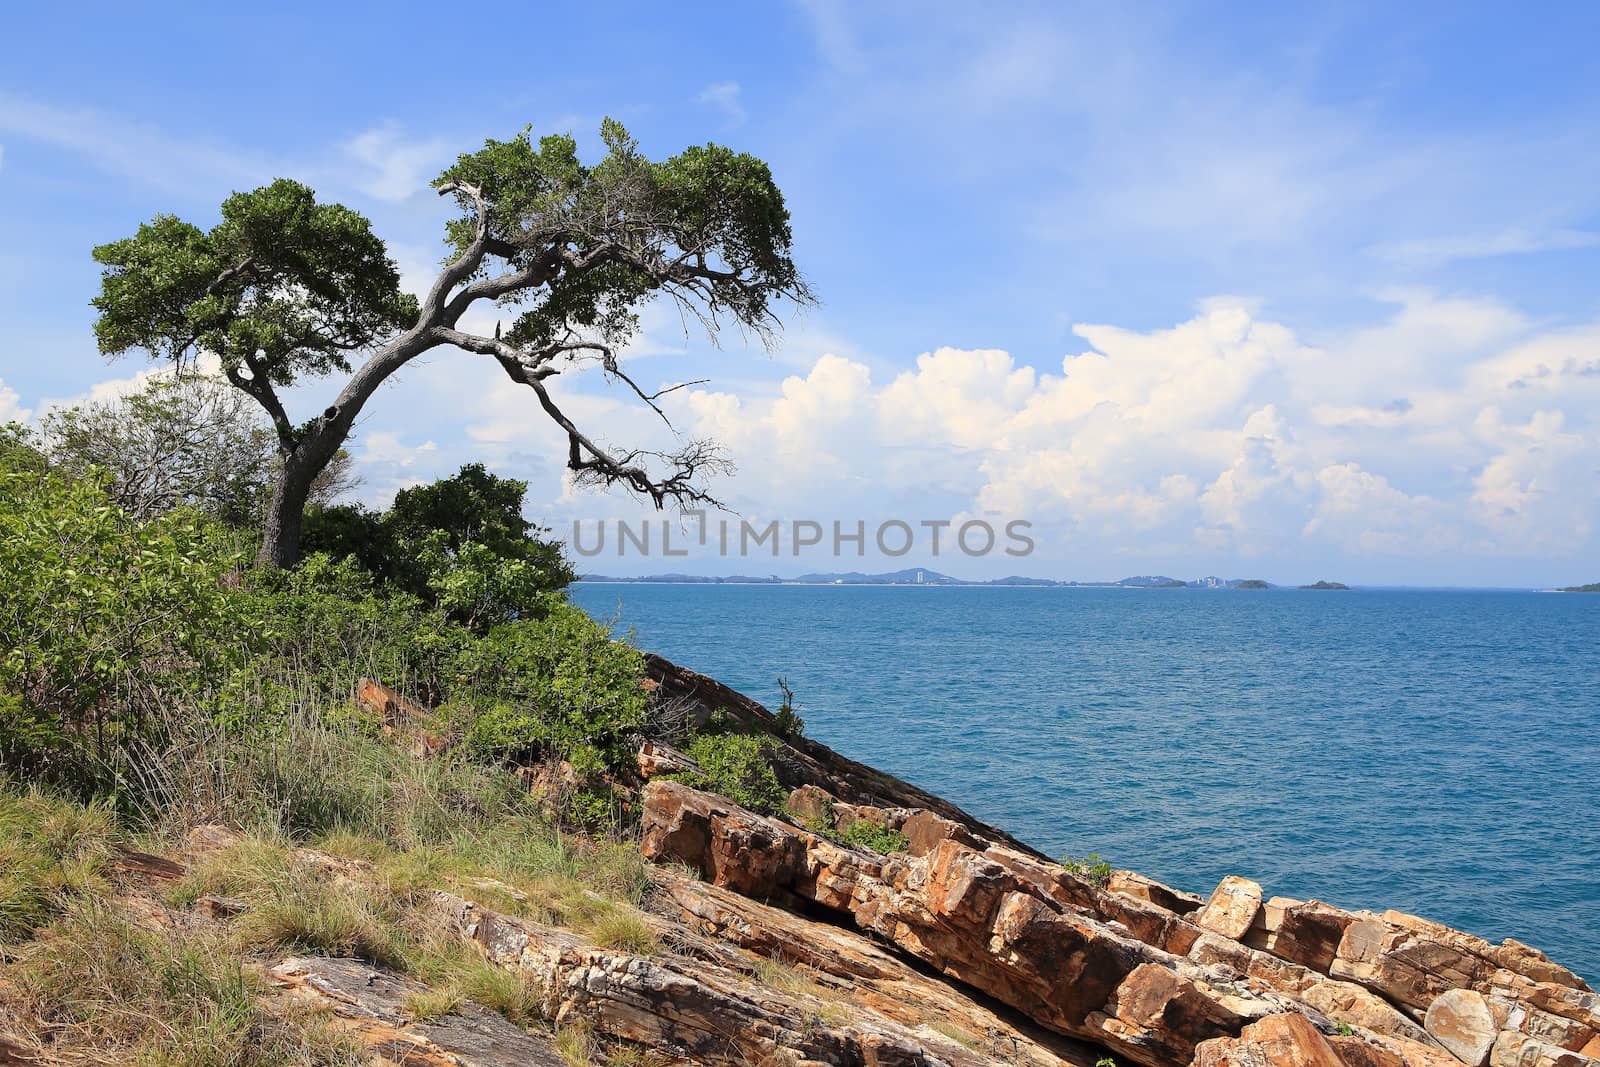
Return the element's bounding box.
[2,2,1598,585]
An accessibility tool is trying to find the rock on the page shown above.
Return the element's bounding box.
[900,809,985,857]
[1488,1029,1600,1067]
[1332,918,1499,1015]
[194,893,247,920]
[433,890,1028,1066]
[1192,1013,1343,1067]
[786,783,838,824]
[1193,876,1264,940]
[1184,930,1434,1046]
[1107,870,1203,915]
[647,869,1084,1066]
[643,781,1312,1067]
[1327,1033,1468,1067]
[268,955,566,1066]
[636,740,697,779]
[1425,989,1498,1066]
[1382,914,1589,993]
[355,677,428,730]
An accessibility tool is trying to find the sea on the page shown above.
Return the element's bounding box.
[569,582,1599,982]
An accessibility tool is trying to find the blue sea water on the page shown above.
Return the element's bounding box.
[570,583,1600,982]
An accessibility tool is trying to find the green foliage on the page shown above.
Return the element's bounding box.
[436,119,808,358]
[666,731,787,816]
[835,819,909,855]
[92,179,415,388]
[0,451,249,776]
[1062,852,1114,888]
[1334,1021,1356,1037]
[455,604,648,771]
[242,553,462,728]
[303,463,573,630]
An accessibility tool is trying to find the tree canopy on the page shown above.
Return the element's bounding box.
[91,120,812,567]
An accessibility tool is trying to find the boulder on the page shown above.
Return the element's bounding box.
[1192,1013,1344,1067]
[1193,876,1264,940]
[1424,989,1498,1067]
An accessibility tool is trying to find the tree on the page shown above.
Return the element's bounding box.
[301,463,574,629]
[92,120,812,568]
[38,374,358,526]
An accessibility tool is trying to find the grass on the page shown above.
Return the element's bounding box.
[5,896,364,1065]
[0,789,117,943]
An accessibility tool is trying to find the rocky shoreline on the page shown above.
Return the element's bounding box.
[10,653,1589,1067]
[628,653,1594,1067]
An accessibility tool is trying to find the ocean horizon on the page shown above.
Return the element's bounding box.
[571,582,1600,982]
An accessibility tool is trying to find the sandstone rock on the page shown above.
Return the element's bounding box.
[1107,870,1203,915]
[268,955,565,1066]
[1185,930,1433,1046]
[642,781,1314,1067]
[1192,1012,1343,1067]
[647,869,1084,1066]
[1425,989,1498,1066]
[1488,1028,1600,1067]
[787,783,838,824]
[355,677,428,730]
[194,893,247,920]
[1332,918,1500,1015]
[433,889,1031,1066]
[1194,876,1264,940]
[1327,1033,1469,1067]
[636,739,697,779]
[1382,913,1589,992]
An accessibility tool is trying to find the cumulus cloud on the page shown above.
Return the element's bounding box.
[654,296,1600,570]
[0,377,28,424]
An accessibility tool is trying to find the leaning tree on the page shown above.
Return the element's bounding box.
[91,120,811,567]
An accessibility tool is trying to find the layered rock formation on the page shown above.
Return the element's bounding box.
[638,773,1594,1067]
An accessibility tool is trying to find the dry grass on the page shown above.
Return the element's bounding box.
[5,896,364,1065]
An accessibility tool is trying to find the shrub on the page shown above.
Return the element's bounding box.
[773,675,805,739]
[0,453,249,778]
[666,731,787,816]
[836,819,909,855]
[456,604,648,773]
[1062,852,1113,888]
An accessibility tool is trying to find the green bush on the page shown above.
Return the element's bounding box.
[0,452,248,778]
[836,819,909,855]
[666,731,787,815]
[1062,852,1113,888]
[455,604,647,773]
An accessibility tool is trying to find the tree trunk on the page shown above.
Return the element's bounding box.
[258,454,317,568]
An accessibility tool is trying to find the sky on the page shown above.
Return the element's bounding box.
[2,1,1598,586]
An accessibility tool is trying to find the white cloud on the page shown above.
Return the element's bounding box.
[1371,228,1600,269]
[0,377,28,424]
[342,124,455,203]
[652,298,1600,569]
[696,81,746,125]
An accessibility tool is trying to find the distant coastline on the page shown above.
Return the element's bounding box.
[577,568,1348,590]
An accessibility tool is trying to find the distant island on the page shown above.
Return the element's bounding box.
[1299,580,1350,590]
[1559,581,1600,593]
[580,569,1294,589]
